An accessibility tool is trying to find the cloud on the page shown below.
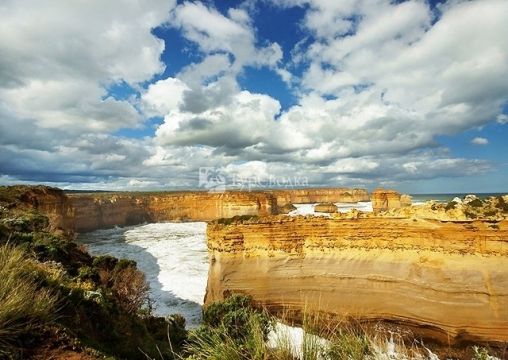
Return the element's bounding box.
[0,0,175,133]
[133,0,508,188]
[471,137,489,146]
[497,114,508,125]
[142,78,190,117]
[0,0,506,190]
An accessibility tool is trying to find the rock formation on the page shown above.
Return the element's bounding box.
[70,191,277,232]
[1,186,371,233]
[68,188,371,232]
[0,185,74,235]
[400,194,412,207]
[314,202,338,213]
[271,188,369,207]
[205,212,508,345]
[371,188,403,212]
[277,203,297,214]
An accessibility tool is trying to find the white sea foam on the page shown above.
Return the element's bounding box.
[335,201,373,213]
[78,222,208,327]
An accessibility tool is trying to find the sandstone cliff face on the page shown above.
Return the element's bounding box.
[271,188,369,207]
[400,194,412,207]
[371,188,403,212]
[205,215,508,344]
[70,188,370,232]
[0,186,74,234]
[70,192,276,233]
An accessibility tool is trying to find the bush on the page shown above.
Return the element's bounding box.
[445,201,457,211]
[0,245,58,357]
[468,199,483,208]
[185,295,273,359]
[217,215,258,225]
[203,295,272,341]
[110,261,150,314]
[325,330,370,360]
[495,196,508,212]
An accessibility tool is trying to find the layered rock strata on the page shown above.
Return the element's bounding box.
[2,186,372,233]
[70,191,276,233]
[271,188,369,207]
[0,186,74,234]
[371,188,404,212]
[205,214,508,344]
[69,188,370,232]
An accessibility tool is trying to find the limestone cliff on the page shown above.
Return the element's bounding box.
[70,191,276,232]
[205,214,508,344]
[70,188,370,232]
[0,185,74,234]
[371,188,404,212]
[270,188,369,207]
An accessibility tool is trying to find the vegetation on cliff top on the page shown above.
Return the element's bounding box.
[0,186,187,359]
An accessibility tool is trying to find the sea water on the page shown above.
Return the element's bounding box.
[78,222,208,327]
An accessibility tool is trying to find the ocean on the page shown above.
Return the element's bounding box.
[410,192,506,203]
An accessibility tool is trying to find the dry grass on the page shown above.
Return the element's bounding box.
[0,244,58,356]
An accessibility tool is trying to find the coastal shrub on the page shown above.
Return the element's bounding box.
[472,346,492,360]
[217,215,259,225]
[110,261,150,314]
[468,198,483,208]
[495,196,508,212]
[325,330,370,360]
[203,295,272,341]
[185,316,269,360]
[185,295,273,359]
[0,244,58,357]
[445,201,457,211]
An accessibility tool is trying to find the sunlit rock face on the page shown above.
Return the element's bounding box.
[400,194,413,207]
[0,185,75,235]
[68,188,370,232]
[313,202,338,213]
[271,188,370,207]
[69,192,276,232]
[205,214,508,345]
[371,188,403,213]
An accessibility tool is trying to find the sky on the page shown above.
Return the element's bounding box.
[0,0,507,193]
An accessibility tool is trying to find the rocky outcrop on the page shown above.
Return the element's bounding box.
[314,202,337,213]
[270,188,369,207]
[205,213,508,345]
[387,196,508,222]
[371,188,402,213]
[0,185,74,235]
[400,194,412,207]
[277,203,297,214]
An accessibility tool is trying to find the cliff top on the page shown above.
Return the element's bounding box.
[210,194,508,226]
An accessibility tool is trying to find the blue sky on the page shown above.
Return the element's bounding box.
[0,0,507,192]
